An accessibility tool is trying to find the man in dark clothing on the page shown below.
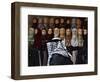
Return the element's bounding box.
[47,38,73,65]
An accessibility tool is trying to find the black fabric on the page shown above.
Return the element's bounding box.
[60,23,65,28]
[28,45,40,66]
[83,35,88,64]
[49,24,55,28]
[47,34,53,41]
[76,35,88,64]
[40,50,48,66]
[49,53,73,65]
[76,47,84,64]
[54,24,60,28]
[41,35,47,50]
[32,23,38,28]
[65,24,71,29]
[41,35,48,65]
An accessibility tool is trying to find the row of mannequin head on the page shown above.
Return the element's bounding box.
[29,27,87,47]
[31,17,87,28]
[29,27,87,38]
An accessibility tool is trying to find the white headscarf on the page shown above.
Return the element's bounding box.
[71,28,78,47]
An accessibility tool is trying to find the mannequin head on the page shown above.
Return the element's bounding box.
[34,28,38,35]
[43,17,48,24]
[32,17,38,24]
[66,19,70,24]
[72,28,77,36]
[76,18,81,25]
[78,28,83,36]
[48,28,53,35]
[66,28,71,36]
[29,27,34,35]
[49,17,54,24]
[60,27,65,39]
[60,27,65,35]
[83,29,87,35]
[42,28,46,35]
[60,18,64,24]
[38,18,43,24]
[71,18,76,24]
[55,18,60,24]
[54,27,59,37]
[76,18,81,28]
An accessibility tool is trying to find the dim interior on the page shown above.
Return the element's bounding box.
[28,15,88,67]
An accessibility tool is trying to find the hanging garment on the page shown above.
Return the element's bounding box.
[41,35,48,66]
[71,28,78,64]
[28,45,40,66]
